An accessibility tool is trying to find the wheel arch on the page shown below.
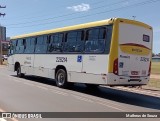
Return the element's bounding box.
[55,65,68,80]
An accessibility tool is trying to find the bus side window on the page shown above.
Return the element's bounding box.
[63,31,77,52]
[99,28,106,39]
[9,40,16,55]
[15,40,19,54]
[85,30,89,41]
[64,30,85,52]
[84,27,106,53]
[23,39,26,49]
[35,36,47,53]
[105,25,113,54]
[75,30,85,52]
[30,37,36,53]
[44,35,49,44]
[24,38,30,53]
[47,33,63,53]
[15,39,25,54]
[11,40,17,54]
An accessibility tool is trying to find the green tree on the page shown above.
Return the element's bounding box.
[152,52,155,57]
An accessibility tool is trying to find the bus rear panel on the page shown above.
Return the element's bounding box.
[107,19,153,86]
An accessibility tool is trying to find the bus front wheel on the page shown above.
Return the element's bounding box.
[56,69,68,88]
[17,66,24,78]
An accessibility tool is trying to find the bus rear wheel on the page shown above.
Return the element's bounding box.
[17,65,24,78]
[56,69,68,88]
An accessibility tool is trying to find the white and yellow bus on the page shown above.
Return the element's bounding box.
[8,18,153,88]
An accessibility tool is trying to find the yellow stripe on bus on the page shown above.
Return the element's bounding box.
[120,45,151,56]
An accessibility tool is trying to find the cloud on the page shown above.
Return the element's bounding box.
[122,1,129,6]
[67,3,90,12]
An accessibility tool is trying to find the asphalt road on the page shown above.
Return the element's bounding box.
[0,66,160,121]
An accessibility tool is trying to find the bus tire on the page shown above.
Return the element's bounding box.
[56,69,68,88]
[17,65,24,78]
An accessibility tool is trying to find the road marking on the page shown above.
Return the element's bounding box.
[23,82,35,87]
[36,85,48,90]
[70,94,133,111]
[72,94,94,103]
[51,90,68,96]
[12,79,21,83]
[97,102,125,111]
[72,94,127,111]
[51,87,136,112]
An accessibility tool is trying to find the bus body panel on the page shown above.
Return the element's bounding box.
[118,23,152,77]
[7,55,15,72]
[106,73,149,85]
[71,54,109,84]
[107,19,152,86]
[11,54,35,75]
[33,54,108,84]
[82,55,109,74]
[8,54,108,84]
[33,54,83,79]
[69,72,107,84]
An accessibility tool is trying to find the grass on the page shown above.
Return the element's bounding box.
[151,62,160,75]
[147,62,160,89]
[147,79,160,89]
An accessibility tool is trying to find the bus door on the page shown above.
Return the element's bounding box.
[23,38,36,75]
[33,36,48,77]
[7,41,15,72]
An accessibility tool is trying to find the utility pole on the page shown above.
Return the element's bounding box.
[0,5,6,17]
[0,5,6,65]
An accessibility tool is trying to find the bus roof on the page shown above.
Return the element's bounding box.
[11,18,152,40]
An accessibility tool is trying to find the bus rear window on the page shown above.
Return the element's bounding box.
[143,34,150,42]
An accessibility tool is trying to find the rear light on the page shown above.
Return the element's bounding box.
[148,61,151,76]
[113,58,118,75]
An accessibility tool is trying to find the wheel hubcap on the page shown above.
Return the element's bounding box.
[58,73,65,85]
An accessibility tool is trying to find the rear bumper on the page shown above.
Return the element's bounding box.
[107,73,149,86]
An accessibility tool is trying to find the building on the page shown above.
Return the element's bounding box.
[2,40,10,55]
[0,25,6,41]
[152,56,160,62]
[0,26,9,64]
[0,26,9,54]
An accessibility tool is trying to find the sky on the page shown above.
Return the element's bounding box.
[0,0,159,54]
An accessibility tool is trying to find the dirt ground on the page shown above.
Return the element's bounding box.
[150,74,160,80]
